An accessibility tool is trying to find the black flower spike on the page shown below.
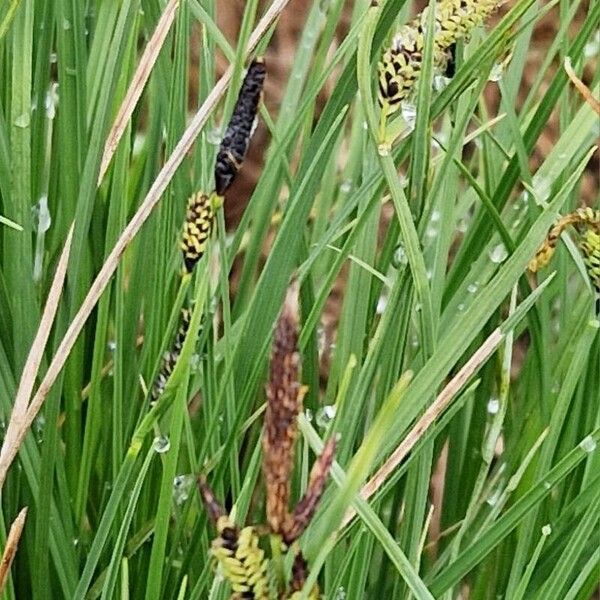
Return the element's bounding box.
[150,308,192,403]
[214,58,266,196]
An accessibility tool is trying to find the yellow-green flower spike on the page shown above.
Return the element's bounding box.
[211,516,271,600]
[579,228,600,314]
[529,207,600,273]
[377,0,501,120]
[180,191,215,274]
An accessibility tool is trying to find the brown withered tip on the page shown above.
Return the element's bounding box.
[197,476,226,524]
[262,285,302,534]
[283,435,338,544]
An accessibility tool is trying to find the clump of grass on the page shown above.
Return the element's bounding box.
[0,0,598,598]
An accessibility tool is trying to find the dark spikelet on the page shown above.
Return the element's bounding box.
[288,549,320,599]
[262,289,301,535]
[180,192,215,273]
[214,58,266,196]
[198,476,227,524]
[283,436,337,544]
[443,42,457,78]
[150,308,191,402]
[290,551,310,592]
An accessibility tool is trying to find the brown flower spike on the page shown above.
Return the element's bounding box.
[262,290,303,535]
[283,435,337,544]
[262,288,337,546]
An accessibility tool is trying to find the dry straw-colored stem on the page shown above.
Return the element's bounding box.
[98,0,180,183]
[0,225,73,489]
[564,57,600,116]
[0,507,28,594]
[341,328,504,528]
[0,0,292,491]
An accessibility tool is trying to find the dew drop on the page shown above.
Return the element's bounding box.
[401,103,417,130]
[486,488,501,507]
[173,474,195,505]
[489,243,508,264]
[467,283,478,294]
[107,340,116,352]
[190,353,201,373]
[532,174,551,203]
[392,244,408,268]
[340,180,352,194]
[433,74,451,91]
[488,61,505,82]
[34,415,46,443]
[206,126,221,145]
[34,195,52,233]
[579,435,597,453]
[487,398,500,414]
[45,83,59,120]
[317,325,327,356]
[457,218,468,233]
[153,436,171,453]
[62,18,71,30]
[584,31,600,58]
[457,303,465,312]
[376,294,387,315]
[14,113,30,128]
[316,405,336,429]
[541,524,552,536]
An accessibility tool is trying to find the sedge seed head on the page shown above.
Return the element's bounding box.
[215,59,266,196]
[180,192,215,274]
[262,287,301,535]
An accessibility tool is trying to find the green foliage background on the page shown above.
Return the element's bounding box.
[0,0,598,598]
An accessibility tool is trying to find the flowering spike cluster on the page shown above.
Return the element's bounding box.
[180,192,215,274]
[529,207,600,313]
[199,288,336,599]
[378,0,500,113]
[150,308,191,402]
[215,58,266,196]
